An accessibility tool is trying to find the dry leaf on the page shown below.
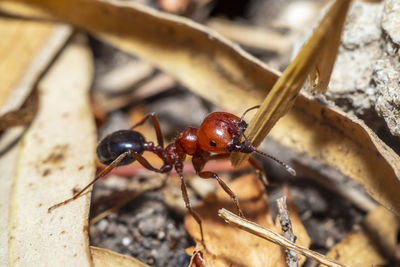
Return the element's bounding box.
[0,34,96,266]
[0,14,71,114]
[326,206,399,266]
[91,246,150,267]
[185,174,310,267]
[8,0,400,216]
[269,95,400,215]
[206,18,290,53]
[7,0,280,116]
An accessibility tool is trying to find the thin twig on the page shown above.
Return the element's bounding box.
[277,196,298,267]
[218,208,347,267]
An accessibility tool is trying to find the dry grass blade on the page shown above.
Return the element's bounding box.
[4,34,96,266]
[218,209,347,267]
[307,1,349,93]
[231,0,351,167]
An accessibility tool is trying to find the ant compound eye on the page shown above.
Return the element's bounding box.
[210,140,217,147]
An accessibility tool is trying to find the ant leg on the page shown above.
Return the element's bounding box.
[207,153,268,187]
[248,157,269,187]
[130,113,164,148]
[48,151,129,212]
[177,171,204,243]
[197,171,244,218]
[130,151,165,173]
[240,105,260,121]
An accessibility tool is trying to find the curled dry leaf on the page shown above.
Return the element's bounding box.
[91,246,150,267]
[0,35,96,266]
[184,174,311,267]
[9,0,400,214]
[0,16,72,265]
[326,206,399,266]
[0,14,71,114]
[8,0,280,116]
[206,18,291,53]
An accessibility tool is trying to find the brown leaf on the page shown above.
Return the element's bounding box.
[91,246,150,267]
[0,11,71,114]
[185,174,310,267]
[326,206,399,266]
[0,34,95,266]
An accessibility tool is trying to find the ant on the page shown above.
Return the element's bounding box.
[49,105,295,242]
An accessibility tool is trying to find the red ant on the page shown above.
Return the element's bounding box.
[49,105,295,242]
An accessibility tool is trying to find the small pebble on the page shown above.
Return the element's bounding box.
[122,237,131,246]
[157,231,166,240]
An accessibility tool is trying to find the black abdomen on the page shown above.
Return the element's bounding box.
[96,130,145,165]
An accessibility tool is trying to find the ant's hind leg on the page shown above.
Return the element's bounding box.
[197,171,244,218]
[130,113,164,148]
[177,172,205,243]
[48,151,130,212]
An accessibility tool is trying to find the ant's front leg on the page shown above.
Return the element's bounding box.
[176,167,205,243]
[197,171,244,218]
[208,154,268,186]
[130,113,164,148]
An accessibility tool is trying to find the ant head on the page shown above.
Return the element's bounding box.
[197,112,243,153]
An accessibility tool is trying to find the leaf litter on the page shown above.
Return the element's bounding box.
[0,0,399,266]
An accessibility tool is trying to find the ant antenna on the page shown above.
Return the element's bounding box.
[240,105,260,121]
[254,149,296,176]
[241,133,296,176]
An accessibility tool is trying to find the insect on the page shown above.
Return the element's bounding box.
[49,105,295,242]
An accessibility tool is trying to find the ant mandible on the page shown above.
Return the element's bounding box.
[49,105,295,242]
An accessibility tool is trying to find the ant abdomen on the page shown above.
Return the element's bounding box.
[96,130,145,165]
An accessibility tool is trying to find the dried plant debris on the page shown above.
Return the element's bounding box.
[322,1,400,137]
[91,246,151,267]
[185,175,311,267]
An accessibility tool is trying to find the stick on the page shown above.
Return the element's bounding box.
[277,196,298,267]
[218,208,347,267]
